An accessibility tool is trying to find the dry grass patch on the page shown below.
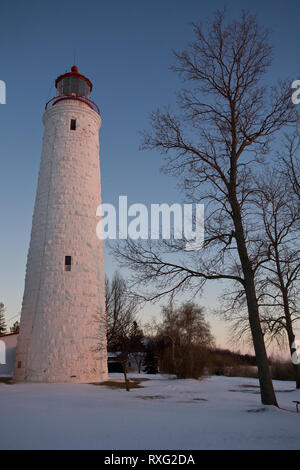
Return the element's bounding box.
[138,394,169,400]
[228,389,260,394]
[91,378,148,390]
[247,408,268,413]
[0,378,14,384]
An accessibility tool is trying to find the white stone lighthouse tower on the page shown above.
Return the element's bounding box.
[14,66,108,383]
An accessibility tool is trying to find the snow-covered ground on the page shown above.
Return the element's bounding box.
[0,374,299,450]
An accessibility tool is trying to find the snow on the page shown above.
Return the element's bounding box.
[0,374,299,449]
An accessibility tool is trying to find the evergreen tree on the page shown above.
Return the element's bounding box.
[129,321,145,373]
[10,321,20,334]
[143,343,158,374]
[129,321,144,352]
[0,303,7,335]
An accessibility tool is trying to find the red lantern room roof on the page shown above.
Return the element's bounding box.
[45,65,100,114]
[55,65,93,91]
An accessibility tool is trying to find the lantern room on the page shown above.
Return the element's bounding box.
[45,66,99,114]
[55,65,92,99]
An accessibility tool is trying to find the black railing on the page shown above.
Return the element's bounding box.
[45,95,100,115]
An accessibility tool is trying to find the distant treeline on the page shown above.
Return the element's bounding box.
[209,348,256,367]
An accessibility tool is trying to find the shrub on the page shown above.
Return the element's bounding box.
[159,344,208,379]
[270,360,295,382]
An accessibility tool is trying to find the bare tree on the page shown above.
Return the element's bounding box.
[105,273,141,390]
[113,10,298,405]
[178,302,214,348]
[155,301,214,378]
[105,272,137,350]
[158,302,180,369]
[220,289,288,350]
[112,321,145,390]
[214,167,300,386]
[255,171,300,387]
[280,132,300,202]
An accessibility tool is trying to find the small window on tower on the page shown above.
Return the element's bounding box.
[65,256,72,271]
[70,119,76,131]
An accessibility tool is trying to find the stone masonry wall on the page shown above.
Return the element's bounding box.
[14,100,108,382]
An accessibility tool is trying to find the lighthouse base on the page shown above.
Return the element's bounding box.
[14,365,108,384]
[14,336,108,383]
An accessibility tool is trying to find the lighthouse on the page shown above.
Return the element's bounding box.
[14,66,108,382]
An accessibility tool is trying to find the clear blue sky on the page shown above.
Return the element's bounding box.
[0,0,299,349]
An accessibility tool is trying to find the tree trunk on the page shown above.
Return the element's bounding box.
[231,194,278,406]
[122,361,130,392]
[282,290,300,389]
[171,339,177,374]
[273,246,300,390]
[244,274,278,406]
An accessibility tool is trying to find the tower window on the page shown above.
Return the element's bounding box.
[70,119,76,131]
[65,256,72,271]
